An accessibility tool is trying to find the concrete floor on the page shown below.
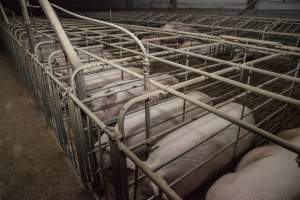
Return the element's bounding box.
[0,48,94,200]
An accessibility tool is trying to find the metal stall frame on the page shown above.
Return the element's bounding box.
[1,2,300,200]
[84,11,300,47]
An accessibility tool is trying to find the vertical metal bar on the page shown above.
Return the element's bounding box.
[233,52,250,160]
[19,0,35,52]
[110,141,129,200]
[144,67,151,152]
[170,0,177,9]
[71,101,89,184]
[133,165,139,200]
[0,2,9,25]
[279,62,300,130]
[182,53,189,122]
[96,130,109,199]
[126,0,133,9]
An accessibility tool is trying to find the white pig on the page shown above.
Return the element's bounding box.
[122,91,213,148]
[130,102,256,199]
[162,23,199,34]
[92,74,179,122]
[100,91,213,146]
[206,128,300,200]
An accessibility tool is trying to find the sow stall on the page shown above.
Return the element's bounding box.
[0,1,300,200]
[85,11,300,47]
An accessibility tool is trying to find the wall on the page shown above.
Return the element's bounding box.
[257,0,300,10]
[178,0,247,9]
[132,0,247,9]
[2,0,129,12]
[3,0,299,12]
[133,0,169,9]
[132,0,300,11]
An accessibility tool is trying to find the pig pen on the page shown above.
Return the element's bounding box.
[0,2,300,200]
[84,11,300,47]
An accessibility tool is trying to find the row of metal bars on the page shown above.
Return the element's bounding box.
[83,10,300,46]
[1,1,299,199]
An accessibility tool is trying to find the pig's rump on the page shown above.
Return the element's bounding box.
[146,103,256,197]
[206,128,300,200]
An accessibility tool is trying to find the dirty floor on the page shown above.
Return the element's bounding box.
[0,48,94,200]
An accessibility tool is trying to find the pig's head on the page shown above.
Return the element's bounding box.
[91,89,119,121]
[161,23,176,31]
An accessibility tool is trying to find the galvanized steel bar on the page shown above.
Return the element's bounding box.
[19,0,35,52]
[37,0,86,99]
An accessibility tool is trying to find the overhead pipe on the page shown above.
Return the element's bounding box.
[37,0,86,99]
[19,0,35,52]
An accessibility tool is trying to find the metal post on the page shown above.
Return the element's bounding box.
[0,2,9,25]
[19,0,35,52]
[170,0,177,9]
[110,141,129,200]
[38,0,86,99]
[126,0,133,9]
[144,62,151,155]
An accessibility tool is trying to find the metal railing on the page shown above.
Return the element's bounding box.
[1,2,299,200]
[83,11,300,47]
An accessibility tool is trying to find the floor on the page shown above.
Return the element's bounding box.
[0,48,94,200]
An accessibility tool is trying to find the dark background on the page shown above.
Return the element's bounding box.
[1,0,134,12]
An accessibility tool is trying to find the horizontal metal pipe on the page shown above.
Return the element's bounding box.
[148,43,298,84]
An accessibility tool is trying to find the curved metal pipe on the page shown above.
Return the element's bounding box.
[37,0,86,99]
[49,3,150,69]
